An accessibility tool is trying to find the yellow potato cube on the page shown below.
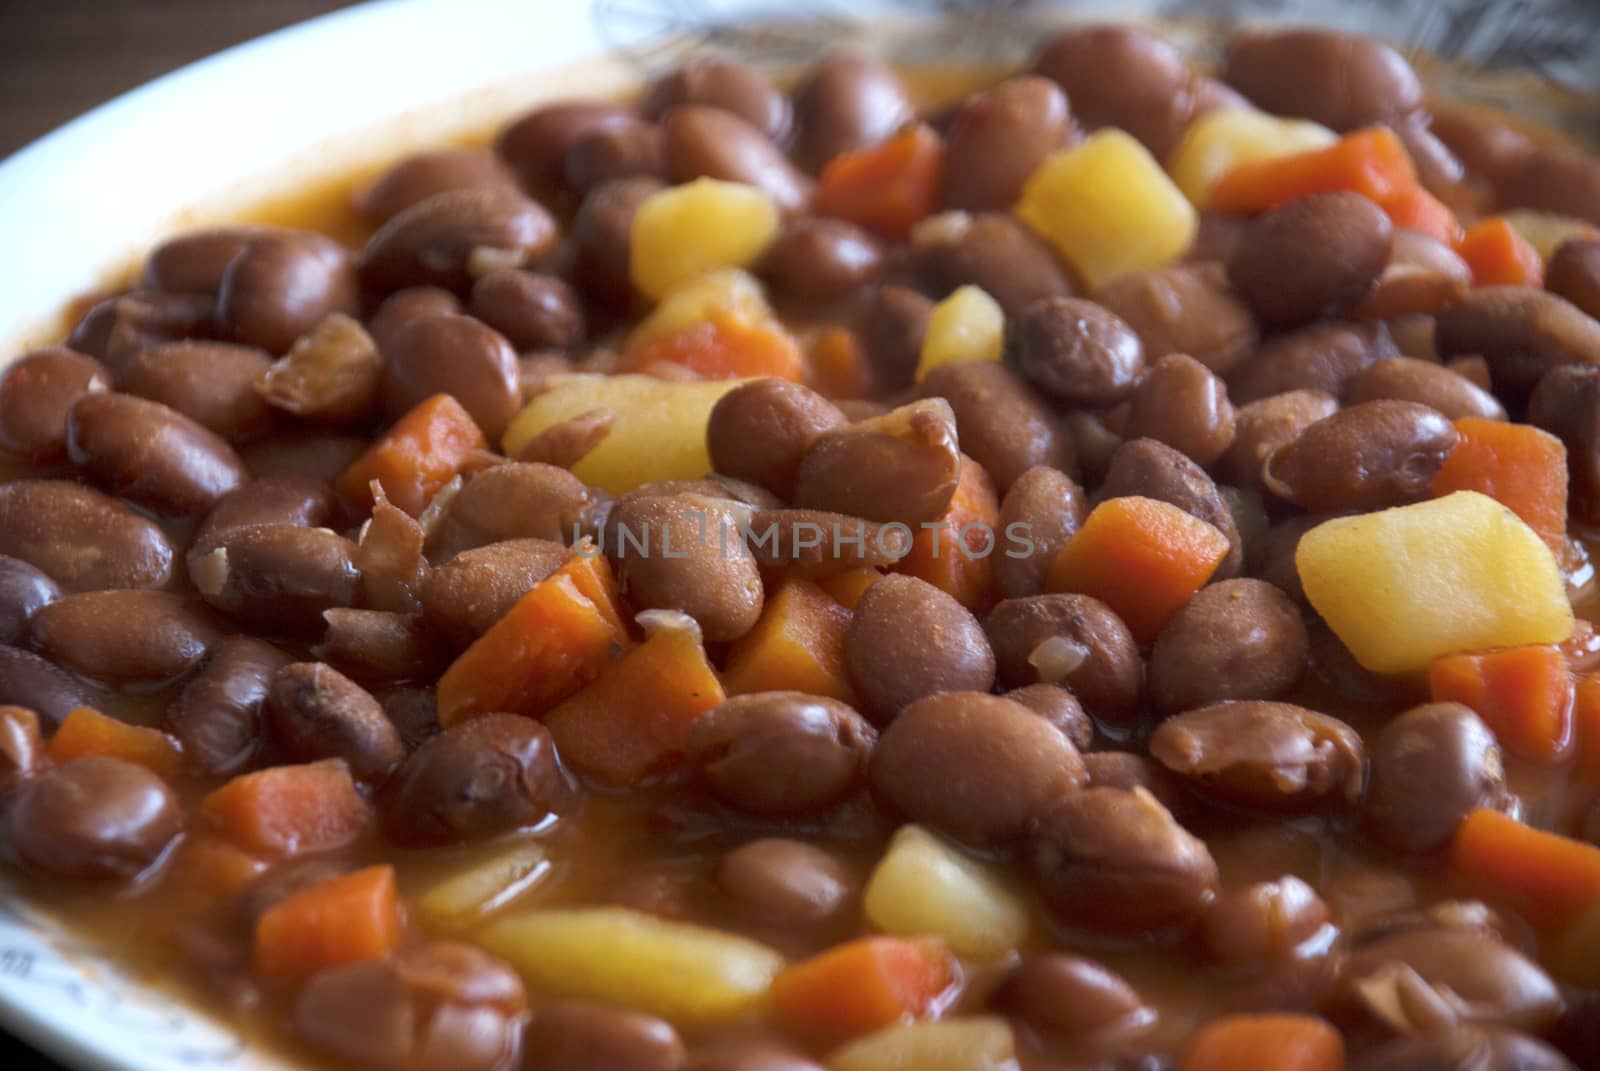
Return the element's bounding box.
[1167,108,1337,205]
[628,268,773,353]
[863,825,1028,959]
[501,374,744,494]
[630,179,781,300]
[1296,491,1574,676]
[416,839,553,928]
[828,1017,1016,1071]
[1500,210,1598,262]
[916,286,1005,381]
[1015,129,1198,290]
[480,907,784,1026]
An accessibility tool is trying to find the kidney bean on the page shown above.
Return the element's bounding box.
[665,107,814,215]
[1095,264,1259,377]
[1150,701,1365,811]
[192,475,335,559]
[468,270,585,353]
[1388,314,1438,362]
[992,954,1156,1044]
[994,466,1086,601]
[191,524,360,633]
[1004,683,1092,750]
[610,494,762,643]
[846,574,995,723]
[1364,703,1509,857]
[431,461,610,558]
[66,392,248,517]
[68,290,216,381]
[296,941,526,1071]
[266,662,404,782]
[910,212,1077,320]
[355,148,520,222]
[1032,25,1208,159]
[917,362,1075,492]
[524,1000,684,1071]
[5,757,183,882]
[0,644,98,728]
[1201,876,1335,966]
[495,100,636,193]
[1547,238,1600,320]
[1007,296,1145,407]
[1438,286,1600,399]
[1308,620,1427,711]
[379,712,570,844]
[143,226,264,296]
[985,593,1141,725]
[0,706,45,795]
[646,54,791,143]
[685,1045,825,1071]
[741,509,910,577]
[242,429,368,483]
[1256,513,1328,608]
[0,348,110,461]
[1223,28,1421,131]
[1500,144,1600,227]
[1082,752,1191,820]
[124,340,274,442]
[870,691,1085,850]
[1356,1027,1574,1071]
[1229,320,1396,405]
[793,398,960,526]
[1228,193,1394,326]
[217,231,359,355]
[314,609,445,686]
[420,537,567,649]
[1353,231,1473,321]
[854,286,932,392]
[707,379,847,499]
[570,176,666,310]
[358,187,559,297]
[1429,102,1537,190]
[1124,353,1236,469]
[561,116,667,193]
[1147,580,1307,717]
[1530,364,1600,524]
[32,590,218,686]
[1030,786,1219,934]
[377,686,440,752]
[1224,390,1340,495]
[758,217,884,310]
[792,50,913,172]
[716,838,855,931]
[0,480,175,592]
[940,76,1073,211]
[168,636,289,776]
[0,555,58,646]
[1345,356,1506,422]
[256,312,382,427]
[1264,400,1456,511]
[685,692,875,817]
[1102,437,1243,578]
[379,313,521,439]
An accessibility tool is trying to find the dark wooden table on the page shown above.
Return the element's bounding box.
[0,4,361,1069]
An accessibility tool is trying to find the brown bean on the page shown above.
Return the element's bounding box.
[846,574,995,723]
[524,1000,684,1071]
[792,51,913,172]
[570,177,666,309]
[495,100,636,193]
[1547,238,1600,320]
[0,644,99,728]
[0,480,175,592]
[379,312,521,439]
[509,406,613,468]
[564,118,668,193]
[0,555,58,646]
[1352,230,1473,320]
[1201,876,1335,966]
[314,609,445,686]
[1003,683,1092,751]
[192,474,335,559]
[645,55,791,143]
[664,106,811,212]
[377,686,440,752]
[940,76,1073,211]
[267,662,405,782]
[1081,752,1191,819]
[242,429,368,483]
[741,509,911,576]
[1125,353,1236,468]
[0,706,45,796]
[611,494,762,643]
[32,590,219,686]
[685,692,876,817]
[985,593,1141,725]
[910,212,1077,320]
[1397,113,1467,196]
[1500,143,1600,227]
[1257,513,1328,608]
[1148,579,1307,717]
[1224,390,1341,494]
[707,379,847,498]
[993,466,1086,601]
[1264,400,1457,511]
[1307,620,1427,711]
[1223,28,1421,131]
[1355,1027,1573,1071]
[379,713,571,845]
[1392,314,1439,361]
[66,392,248,517]
[1530,364,1600,525]
[420,537,567,649]
[0,348,110,461]
[191,524,360,633]
[1228,193,1393,326]
[68,290,217,381]
[854,286,932,392]
[991,954,1155,1044]
[870,691,1085,850]
[1429,102,1537,190]
[758,218,884,310]
[1101,437,1243,578]
[1029,786,1219,934]
[257,312,382,426]
[1095,264,1259,377]
[1032,25,1204,159]
[1437,285,1600,399]
[124,340,274,441]
[917,362,1075,492]
[793,398,961,526]
[1007,296,1145,407]
[168,636,290,776]
[684,1045,824,1071]
[358,187,559,297]
[5,757,183,882]
[1228,320,1396,405]
[1345,355,1505,421]
[469,270,585,353]
[1150,701,1365,811]
[432,461,611,558]
[355,148,519,222]
[143,226,264,296]
[716,838,855,931]
[1364,703,1510,857]
[217,232,359,355]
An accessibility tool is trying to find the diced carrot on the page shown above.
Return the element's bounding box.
[1183,1014,1345,1071]
[815,567,882,612]
[338,394,487,516]
[1456,216,1545,286]
[201,759,372,857]
[771,936,954,1044]
[620,312,804,381]
[1045,496,1230,644]
[162,835,268,914]
[1429,644,1574,764]
[891,455,1001,613]
[437,552,629,726]
[252,865,403,982]
[1576,673,1600,784]
[1432,417,1568,554]
[48,707,182,780]
[1380,184,1463,244]
[808,326,874,400]
[1452,808,1600,926]
[543,612,725,785]
[815,124,945,239]
[1208,127,1416,215]
[723,580,855,702]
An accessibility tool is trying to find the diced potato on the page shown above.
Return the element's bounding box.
[480,907,784,1026]
[631,179,781,300]
[1500,209,1599,262]
[916,286,1005,381]
[1296,491,1574,675]
[628,268,773,353]
[863,825,1028,959]
[827,1017,1017,1071]
[1015,129,1198,290]
[416,839,553,927]
[501,374,743,494]
[1167,108,1337,205]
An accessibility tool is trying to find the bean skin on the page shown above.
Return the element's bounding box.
[168,636,290,776]
[910,212,1077,321]
[845,574,995,723]
[663,106,811,212]
[1004,683,1092,750]
[5,757,183,882]
[1227,320,1396,406]
[1499,143,1600,227]
[1148,580,1308,717]
[994,466,1087,601]
[1224,390,1341,496]
[985,593,1141,726]
[1223,27,1422,131]
[191,474,336,557]
[1363,703,1510,856]
[1264,400,1457,512]
[379,312,521,440]
[191,524,361,634]
[420,538,568,649]
[143,226,264,296]
[0,480,174,593]
[0,555,59,646]
[217,232,360,355]
[1200,876,1335,966]
[67,393,249,517]
[1228,193,1393,326]
[917,362,1075,492]
[793,399,961,526]
[1095,264,1259,376]
[611,494,763,643]
[1435,285,1600,400]
[0,706,45,796]
[124,341,275,441]
[645,55,792,143]
[1125,353,1236,469]
[32,590,220,686]
[1345,355,1506,421]
[354,148,519,222]
[494,100,636,194]
[0,348,110,461]
[358,187,559,297]
[67,290,216,382]
[0,644,99,729]
[1351,230,1472,321]
[257,313,383,427]
[1007,297,1145,407]
[940,76,1074,212]
[792,51,913,172]
[266,662,406,783]
[707,379,847,499]
[1356,1027,1574,1071]
[431,461,613,558]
